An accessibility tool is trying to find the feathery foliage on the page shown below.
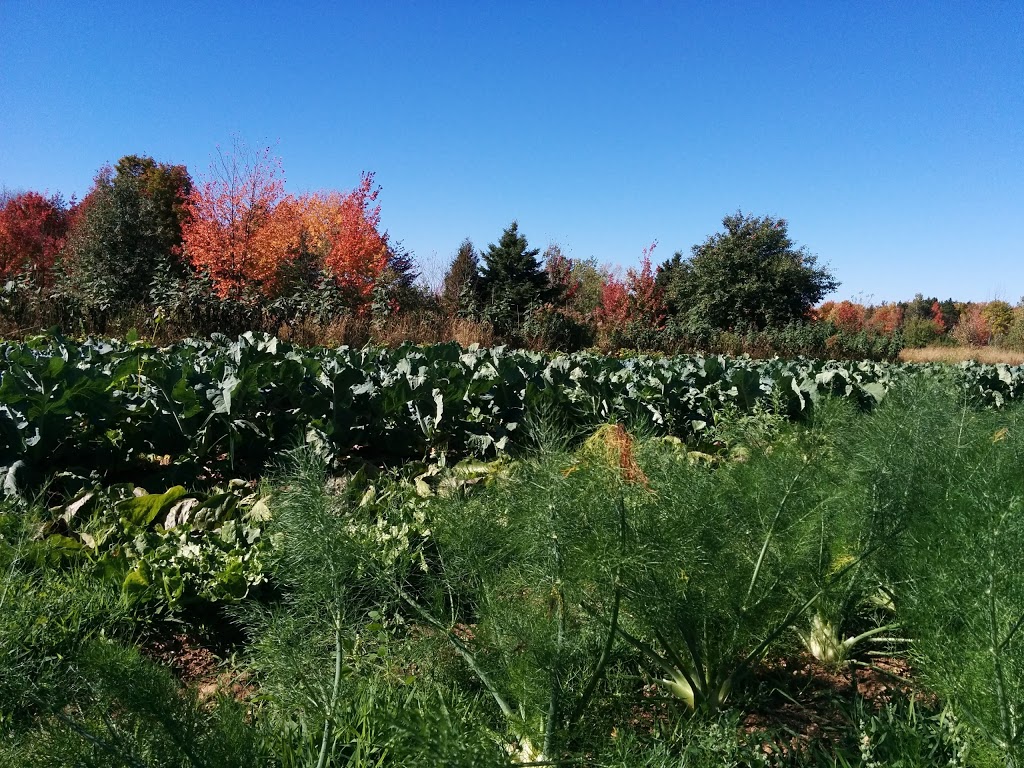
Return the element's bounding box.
[848,380,1024,767]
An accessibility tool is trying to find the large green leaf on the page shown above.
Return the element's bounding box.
[117,486,188,528]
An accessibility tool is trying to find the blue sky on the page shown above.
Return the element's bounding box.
[1,1,1021,302]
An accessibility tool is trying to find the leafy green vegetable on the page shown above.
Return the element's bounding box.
[5,332,1007,490]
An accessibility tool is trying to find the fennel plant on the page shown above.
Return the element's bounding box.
[856,382,1024,768]
[615,417,839,713]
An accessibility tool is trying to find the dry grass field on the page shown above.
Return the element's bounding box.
[900,345,1024,365]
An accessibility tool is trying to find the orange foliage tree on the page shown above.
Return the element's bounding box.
[952,304,992,346]
[823,300,867,334]
[930,301,946,333]
[0,191,69,284]
[813,301,834,323]
[298,173,389,311]
[183,143,300,298]
[866,303,903,335]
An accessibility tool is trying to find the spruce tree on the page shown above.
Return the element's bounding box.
[442,238,480,315]
[478,221,550,334]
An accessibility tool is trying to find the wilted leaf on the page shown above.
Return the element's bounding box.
[118,486,188,528]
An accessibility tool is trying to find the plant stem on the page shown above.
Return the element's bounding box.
[842,623,901,651]
[568,493,627,727]
[397,586,517,721]
[568,585,619,728]
[989,570,1017,764]
[316,610,344,768]
[544,514,565,758]
[743,463,806,613]
[998,610,1024,654]
[53,711,150,768]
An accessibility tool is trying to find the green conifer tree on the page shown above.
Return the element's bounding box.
[478,221,550,335]
[442,238,481,315]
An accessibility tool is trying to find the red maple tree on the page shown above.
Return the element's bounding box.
[182,144,300,298]
[0,191,69,284]
[543,245,579,304]
[626,243,666,328]
[595,271,630,330]
[930,300,946,333]
[300,173,389,309]
[595,243,666,346]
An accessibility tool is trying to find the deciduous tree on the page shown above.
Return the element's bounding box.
[542,244,578,307]
[930,301,947,334]
[596,243,666,349]
[595,272,629,331]
[183,143,300,298]
[0,191,69,284]
[61,159,190,312]
[628,243,666,328]
[981,300,1014,337]
[658,213,838,332]
[866,303,903,335]
[112,155,192,258]
[952,304,991,346]
[298,173,390,310]
[568,257,606,317]
[822,300,866,334]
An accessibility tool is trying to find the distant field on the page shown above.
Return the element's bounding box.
[900,345,1024,365]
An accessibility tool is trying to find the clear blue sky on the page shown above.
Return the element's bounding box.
[1,1,1021,303]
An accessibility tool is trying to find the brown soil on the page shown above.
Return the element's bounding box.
[144,631,219,684]
[742,652,926,758]
[615,652,926,760]
[140,628,254,704]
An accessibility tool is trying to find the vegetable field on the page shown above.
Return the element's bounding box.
[5,331,1024,484]
[2,335,1024,767]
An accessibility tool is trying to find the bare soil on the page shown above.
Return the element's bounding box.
[141,627,254,704]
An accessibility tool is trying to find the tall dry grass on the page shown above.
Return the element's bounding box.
[376,314,494,347]
[277,316,372,348]
[277,313,495,349]
[899,346,1024,365]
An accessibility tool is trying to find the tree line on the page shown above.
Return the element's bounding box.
[1,144,1016,358]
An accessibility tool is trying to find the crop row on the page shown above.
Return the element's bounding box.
[2,333,1022,487]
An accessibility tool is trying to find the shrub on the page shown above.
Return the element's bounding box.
[952,305,992,347]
